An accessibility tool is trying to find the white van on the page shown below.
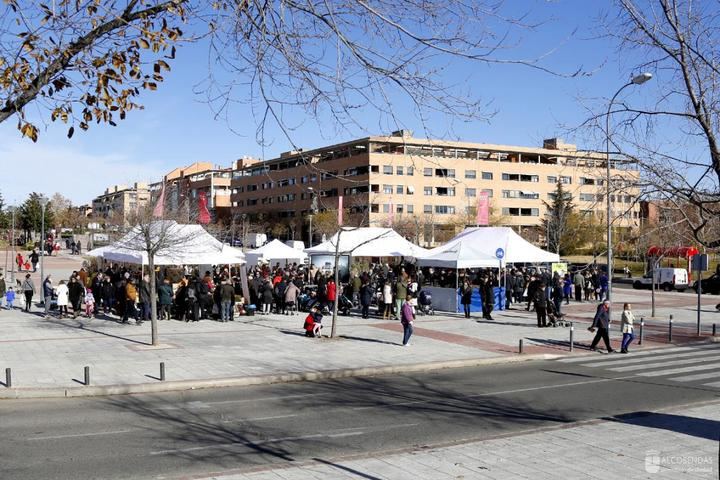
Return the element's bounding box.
[285,240,305,251]
[633,268,689,292]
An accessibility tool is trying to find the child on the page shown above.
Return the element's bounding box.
[303,307,323,338]
[84,288,95,318]
[5,287,15,309]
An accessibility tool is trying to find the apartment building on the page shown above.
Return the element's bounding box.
[91,183,151,224]
[229,132,641,245]
[149,161,252,220]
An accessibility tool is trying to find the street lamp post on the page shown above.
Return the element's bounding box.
[605,72,652,307]
[307,187,317,248]
[39,196,48,304]
[10,206,16,284]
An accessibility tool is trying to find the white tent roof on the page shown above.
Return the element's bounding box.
[305,227,429,258]
[418,227,559,268]
[245,239,308,265]
[86,221,245,266]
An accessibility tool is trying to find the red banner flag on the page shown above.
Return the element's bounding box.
[476,191,489,226]
[198,191,211,225]
[337,196,343,226]
[153,182,165,218]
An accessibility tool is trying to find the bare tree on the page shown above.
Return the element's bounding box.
[590,0,720,248]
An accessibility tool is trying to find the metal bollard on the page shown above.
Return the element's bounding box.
[713,323,717,337]
[639,318,644,345]
[160,362,166,382]
[519,339,524,354]
[5,368,11,388]
[84,366,90,386]
[569,322,574,352]
[668,315,673,343]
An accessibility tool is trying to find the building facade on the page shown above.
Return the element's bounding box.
[91,183,150,225]
[229,132,641,245]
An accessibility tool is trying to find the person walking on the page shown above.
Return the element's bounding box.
[533,282,547,328]
[480,276,494,320]
[220,279,236,322]
[29,249,39,273]
[394,277,407,321]
[21,273,35,312]
[599,272,609,302]
[0,273,6,309]
[55,280,69,318]
[400,294,415,346]
[42,275,54,318]
[563,274,572,305]
[460,280,473,319]
[573,270,585,303]
[620,303,636,354]
[101,277,115,315]
[589,300,614,353]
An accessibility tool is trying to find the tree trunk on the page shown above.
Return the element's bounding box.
[148,255,159,346]
[330,229,342,338]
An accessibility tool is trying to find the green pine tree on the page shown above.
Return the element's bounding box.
[542,181,574,255]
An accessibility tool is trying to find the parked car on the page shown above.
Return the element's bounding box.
[692,273,720,295]
[632,268,689,292]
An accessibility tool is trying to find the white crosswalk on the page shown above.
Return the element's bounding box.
[556,344,720,389]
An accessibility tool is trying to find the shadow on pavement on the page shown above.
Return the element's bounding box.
[33,317,150,346]
[609,411,720,441]
[312,457,383,480]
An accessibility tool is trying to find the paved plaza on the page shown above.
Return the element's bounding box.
[0,251,718,395]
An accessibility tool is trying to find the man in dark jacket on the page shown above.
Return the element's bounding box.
[68,276,84,319]
[479,276,494,321]
[526,275,541,311]
[220,279,236,322]
[533,283,547,327]
[138,275,152,321]
[590,300,614,353]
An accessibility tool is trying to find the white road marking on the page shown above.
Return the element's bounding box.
[671,370,720,383]
[581,347,720,368]
[702,380,720,388]
[149,423,419,456]
[557,346,699,363]
[608,354,720,372]
[636,363,720,378]
[157,393,326,410]
[29,429,139,441]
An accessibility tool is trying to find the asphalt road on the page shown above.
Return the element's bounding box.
[2,349,720,480]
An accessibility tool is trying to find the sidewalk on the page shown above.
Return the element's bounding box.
[0,250,718,397]
[195,401,720,479]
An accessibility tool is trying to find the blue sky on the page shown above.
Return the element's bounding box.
[0,1,664,205]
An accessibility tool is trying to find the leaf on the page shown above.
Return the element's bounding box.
[138,38,150,49]
[67,126,74,139]
[20,123,38,142]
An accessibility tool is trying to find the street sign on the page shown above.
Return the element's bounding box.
[495,248,505,259]
[691,254,709,271]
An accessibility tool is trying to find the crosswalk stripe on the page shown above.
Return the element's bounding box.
[608,354,720,372]
[557,345,700,363]
[666,369,720,382]
[579,347,720,368]
[636,362,720,377]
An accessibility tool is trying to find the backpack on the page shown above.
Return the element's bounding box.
[187,286,197,300]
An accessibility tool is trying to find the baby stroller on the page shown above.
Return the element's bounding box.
[546,300,569,327]
[338,294,353,316]
[417,289,434,316]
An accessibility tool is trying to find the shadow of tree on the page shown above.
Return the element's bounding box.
[32,317,149,345]
[609,411,720,441]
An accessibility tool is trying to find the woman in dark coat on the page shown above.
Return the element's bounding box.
[67,276,85,319]
[460,280,473,318]
[261,278,274,314]
[359,280,373,319]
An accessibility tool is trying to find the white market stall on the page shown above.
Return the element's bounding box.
[417,227,560,312]
[304,227,429,279]
[245,239,308,266]
[87,221,246,266]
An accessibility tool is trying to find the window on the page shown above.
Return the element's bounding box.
[370,184,380,193]
[407,204,414,214]
[424,204,432,214]
[407,166,414,176]
[370,165,379,173]
[406,185,415,194]
[501,207,539,216]
[482,172,493,180]
[502,190,538,199]
[580,177,596,186]
[396,166,404,175]
[435,187,455,196]
[383,165,393,175]
[481,189,493,197]
[435,168,455,178]
[624,195,632,203]
[466,188,476,197]
[579,193,597,202]
[465,170,476,179]
[424,186,433,196]
[383,184,393,194]
[434,205,455,214]
[423,168,433,177]
[396,204,403,213]
[561,176,572,184]
[382,204,390,213]
[502,173,539,182]
[370,204,379,213]
[396,185,404,195]
[547,176,557,184]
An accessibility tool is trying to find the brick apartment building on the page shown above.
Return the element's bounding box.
[229,131,641,245]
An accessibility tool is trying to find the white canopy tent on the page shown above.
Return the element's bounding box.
[418,227,559,268]
[245,239,308,266]
[305,227,429,258]
[87,221,246,266]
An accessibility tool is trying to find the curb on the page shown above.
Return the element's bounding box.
[0,353,563,400]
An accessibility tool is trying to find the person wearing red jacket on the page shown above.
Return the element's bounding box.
[326,277,337,312]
